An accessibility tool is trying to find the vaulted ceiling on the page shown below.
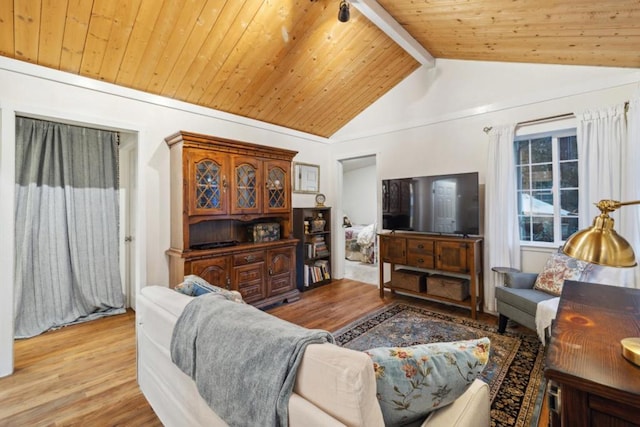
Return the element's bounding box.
[1,0,639,137]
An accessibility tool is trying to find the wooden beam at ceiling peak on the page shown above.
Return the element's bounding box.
[351,0,435,67]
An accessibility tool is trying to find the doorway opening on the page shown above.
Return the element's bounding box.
[339,155,378,285]
[14,115,137,338]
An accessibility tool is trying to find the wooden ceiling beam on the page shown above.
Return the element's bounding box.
[351,0,435,67]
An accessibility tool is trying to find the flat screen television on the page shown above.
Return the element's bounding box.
[382,172,480,236]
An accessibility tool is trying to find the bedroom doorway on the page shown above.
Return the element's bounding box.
[339,155,378,285]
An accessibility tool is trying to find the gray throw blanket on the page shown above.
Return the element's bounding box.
[170,294,334,427]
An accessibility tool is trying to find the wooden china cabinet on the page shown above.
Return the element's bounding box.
[165,131,300,308]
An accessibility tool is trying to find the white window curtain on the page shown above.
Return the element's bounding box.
[576,104,626,226]
[14,117,125,338]
[576,103,638,288]
[621,97,640,289]
[484,124,519,312]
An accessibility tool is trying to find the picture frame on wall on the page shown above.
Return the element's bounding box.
[293,162,320,193]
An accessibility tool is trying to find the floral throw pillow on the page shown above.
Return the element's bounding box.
[174,275,245,303]
[533,251,588,296]
[365,337,490,426]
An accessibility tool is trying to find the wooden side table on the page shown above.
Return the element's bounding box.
[544,281,640,426]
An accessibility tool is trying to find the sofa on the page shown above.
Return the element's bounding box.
[137,286,490,427]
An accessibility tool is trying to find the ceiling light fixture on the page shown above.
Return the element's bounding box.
[338,0,350,23]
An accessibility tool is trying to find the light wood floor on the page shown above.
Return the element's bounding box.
[0,279,547,426]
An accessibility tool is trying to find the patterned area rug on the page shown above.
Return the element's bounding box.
[333,303,545,427]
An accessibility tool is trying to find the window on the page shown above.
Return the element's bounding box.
[515,129,578,245]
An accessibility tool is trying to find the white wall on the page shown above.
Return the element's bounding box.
[0,57,331,377]
[343,164,377,225]
[330,59,640,284]
[332,59,640,142]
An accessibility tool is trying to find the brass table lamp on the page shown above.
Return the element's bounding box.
[561,199,640,366]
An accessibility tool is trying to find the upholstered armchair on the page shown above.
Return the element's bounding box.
[494,269,556,334]
[494,249,614,341]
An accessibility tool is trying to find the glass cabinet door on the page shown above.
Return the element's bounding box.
[187,150,228,215]
[231,156,262,214]
[264,160,291,213]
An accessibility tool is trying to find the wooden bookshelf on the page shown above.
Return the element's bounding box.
[293,207,332,291]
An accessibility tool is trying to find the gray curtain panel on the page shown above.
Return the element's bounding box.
[14,117,125,338]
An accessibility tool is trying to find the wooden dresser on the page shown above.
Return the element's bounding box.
[544,281,640,427]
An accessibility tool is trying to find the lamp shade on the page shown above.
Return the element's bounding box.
[562,199,640,367]
[562,213,637,267]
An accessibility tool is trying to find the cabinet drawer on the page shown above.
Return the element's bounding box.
[237,281,264,302]
[407,253,435,269]
[269,275,293,295]
[236,265,263,282]
[233,251,265,266]
[407,239,434,255]
[234,263,265,303]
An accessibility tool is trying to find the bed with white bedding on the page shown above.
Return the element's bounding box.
[344,223,377,264]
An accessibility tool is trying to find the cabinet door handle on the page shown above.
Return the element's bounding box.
[225,277,231,290]
[417,244,424,249]
[245,254,256,263]
[418,258,424,264]
[268,268,273,276]
[222,176,227,191]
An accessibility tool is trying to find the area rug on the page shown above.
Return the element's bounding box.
[333,303,545,427]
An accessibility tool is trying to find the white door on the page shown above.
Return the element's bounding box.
[432,179,457,233]
[118,135,137,308]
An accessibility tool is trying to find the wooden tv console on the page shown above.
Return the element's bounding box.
[378,232,484,319]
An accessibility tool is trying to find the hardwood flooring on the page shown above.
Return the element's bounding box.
[0,309,161,427]
[0,279,547,426]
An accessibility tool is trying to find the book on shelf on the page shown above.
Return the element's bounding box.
[315,260,330,280]
[305,239,330,259]
[303,260,331,286]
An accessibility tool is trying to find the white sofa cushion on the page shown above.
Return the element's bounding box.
[295,343,385,427]
[421,379,490,427]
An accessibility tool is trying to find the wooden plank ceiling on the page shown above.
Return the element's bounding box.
[379,0,640,68]
[0,0,639,138]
